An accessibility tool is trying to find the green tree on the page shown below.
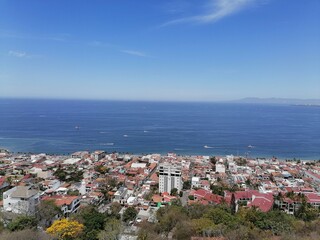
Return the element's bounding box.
[122,207,138,223]
[109,202,122,219]
[98,218,122,240]
[182,181,191,190]
[295,198,318,222]
[170,188,178,196]
[230,193,236,215]
[36,200,62,228]
[72,206,106,240]
[8,216,38,231]
[191,217,215,235]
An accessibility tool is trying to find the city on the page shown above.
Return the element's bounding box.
[0,148,319,239]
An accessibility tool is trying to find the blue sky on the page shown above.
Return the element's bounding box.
[0,0,319,101]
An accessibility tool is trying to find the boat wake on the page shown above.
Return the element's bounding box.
[204,145,214,149]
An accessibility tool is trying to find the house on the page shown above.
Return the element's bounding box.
[113,187,130,204]
[92,151,105,161]
[3,186,40,215]
[0,177,10,191]
[247,193,274,212]
[42,195,81,217]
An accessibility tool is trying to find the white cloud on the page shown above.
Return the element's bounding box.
[8,50,27,58]
[8,50,41,59]
[121,50,147,57]
[162,0,259,26]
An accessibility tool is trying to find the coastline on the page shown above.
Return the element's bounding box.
[1,147,319,161]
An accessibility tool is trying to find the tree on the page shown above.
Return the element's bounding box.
[107,178,118,189]
[191,217,215,235]
[182,181,191,190]
[210,156,217,165]
[36,200,62,228]
[8,215,38,231]
[94,165,108,175]
[122,207,138,223]
[0,229,52,240]
[170,188,178,196]
[54,165,83,183]
[72,206,106,239]
[67,189,80,196]
[98,218,122,240]
[46,218,84,240]
[295,198,318,222]
[230,193,236,215]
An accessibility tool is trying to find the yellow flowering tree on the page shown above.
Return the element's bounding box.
[46,218,84,240]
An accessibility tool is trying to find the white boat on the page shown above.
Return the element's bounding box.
[204,145,214,149]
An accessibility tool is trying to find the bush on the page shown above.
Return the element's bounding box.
[8,216,38,232]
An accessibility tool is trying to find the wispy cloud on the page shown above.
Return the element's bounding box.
[0,30,69,42]
[90,41,149,58]
[8,50,27,58]
[121,50,147,57]
[8,50,41,59]
[162,0,260,26]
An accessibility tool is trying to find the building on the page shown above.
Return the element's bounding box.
[215,163,226,173]
[159,163,182,194]
[92,151,105,161]
[3,186,40,215]
[113,187,130,204]
[42,195,81,217]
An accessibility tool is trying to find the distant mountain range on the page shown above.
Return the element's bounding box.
[233,98,320,105]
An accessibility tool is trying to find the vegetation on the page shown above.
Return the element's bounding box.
[94,165,108,175]
[170,188,178,196]
[0,229,51,240]
[137,203,320,240]
[2,188,319,240]
[182,180,191,190]
[97,218,122,240]
[54,165,83,182]
[46,218,84,240]
[36,200,62,228]
[122,207,138,223]
[72,206,107,240]
[7,215,38,232]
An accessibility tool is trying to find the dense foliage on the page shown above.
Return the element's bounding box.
[54,165,83,182]
[138,204,320,240]
[46,218,84,240]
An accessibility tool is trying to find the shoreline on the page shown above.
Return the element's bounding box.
[1,147,319,161]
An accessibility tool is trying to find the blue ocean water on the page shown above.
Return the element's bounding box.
[0,99,319,159]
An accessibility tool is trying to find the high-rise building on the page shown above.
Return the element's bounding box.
[159,163,182,194]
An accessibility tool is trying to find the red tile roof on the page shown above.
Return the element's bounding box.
[42,195,79,206]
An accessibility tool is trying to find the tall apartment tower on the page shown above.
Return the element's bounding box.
[159,163,182,194]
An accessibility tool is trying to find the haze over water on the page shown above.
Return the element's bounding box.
[0,99,319,159]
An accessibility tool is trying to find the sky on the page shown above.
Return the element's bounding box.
[0,0,319,101]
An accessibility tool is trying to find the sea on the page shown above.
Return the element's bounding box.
[0,99,319,160]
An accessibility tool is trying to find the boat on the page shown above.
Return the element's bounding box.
[204,145,214,149]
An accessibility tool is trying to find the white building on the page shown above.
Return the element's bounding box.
[216,164,226,173]
[42,195,81,217]
[191,177,200,188]
[159,163,182,194]
[92,151,105,161]
[114,187,131,204]
[3,186,40,215]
